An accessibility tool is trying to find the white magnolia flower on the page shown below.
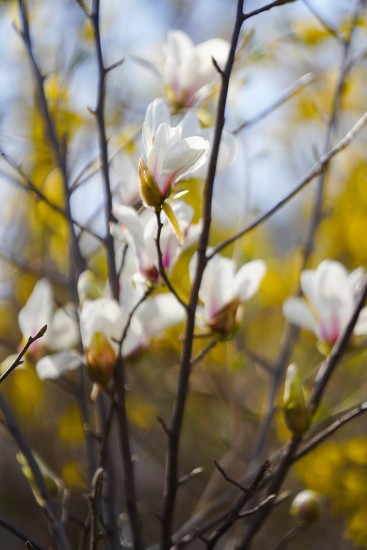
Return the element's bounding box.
[37,289,185,382]
[164,30,229,108]
[283,260,367,347]
[111,201,199,285]
[139,98,208,209]
[190,253,266,333]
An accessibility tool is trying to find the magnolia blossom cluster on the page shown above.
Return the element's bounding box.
[6,28,266,387]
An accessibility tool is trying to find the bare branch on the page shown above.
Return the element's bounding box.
[213,460,248,493]
[242,0,297,22]
[295,400,367,461]
[190,337,219,366]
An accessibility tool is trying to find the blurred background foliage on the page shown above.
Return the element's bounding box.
[0,0,367,548]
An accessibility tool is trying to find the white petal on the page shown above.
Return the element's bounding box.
[179,110,202,137]
[111,205,146,268]
[136,293,186,340]
[317,260,350,303]
[144,98,171,136]
[283,298,318,335]
[36,351,83,380]
[18,279,53,337]
[354,306,367,336]
[148,122,178,187]
[195,254,235,321]
[159,136,208,188]
[233,260,266,302]
[46,303,79,351]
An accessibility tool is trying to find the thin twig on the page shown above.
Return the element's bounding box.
[242,0,297,22]
[214,460,248,493]
[271,524,305,550]
[238,494,277,517]
[294,399,367,461]
[0,325,47,384]
[190,337,219,367]
[179,467,204,486]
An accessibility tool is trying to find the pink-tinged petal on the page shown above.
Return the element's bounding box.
[46,303,79,351]
[283,298,318,335]
[194,254,235,321]
[18,279,53,337]
[354,306,367,336]
[233,260,266,302]
[159,136,208,189]
[36,351,83,380]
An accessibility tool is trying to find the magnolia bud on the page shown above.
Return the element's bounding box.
[78,270,103,305]
[283,364,310,436]
[208,299,240,335]
[85,332,116,388]
[138,157,164,207]
[290,490,322,524]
